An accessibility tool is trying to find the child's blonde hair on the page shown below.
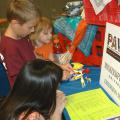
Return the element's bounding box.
[30,17,52,45]
[7,0,40,24]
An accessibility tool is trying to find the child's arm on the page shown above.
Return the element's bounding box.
[48,53,55,61]
[35,54,45,60]
[60,64,73,80]
[34,51,46,60]
[60,63,73,72]
[62,70,71,80]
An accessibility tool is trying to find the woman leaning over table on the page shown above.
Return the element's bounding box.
[0,59,66,120]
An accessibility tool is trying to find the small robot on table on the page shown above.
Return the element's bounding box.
[69,62,91,88]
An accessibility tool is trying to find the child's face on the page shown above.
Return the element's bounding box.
[37,28,52,45]
[14,19,37,39]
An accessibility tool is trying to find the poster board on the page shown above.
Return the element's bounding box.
[100,23,120,106]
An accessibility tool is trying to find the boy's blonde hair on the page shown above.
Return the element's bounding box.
[7,0,40,24]
[30,17,52,45]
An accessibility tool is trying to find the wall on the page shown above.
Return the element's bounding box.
[0,0,8,18]
[0,0,77,19]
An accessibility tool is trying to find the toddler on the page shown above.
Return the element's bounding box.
[30,17,73,78]
[30,17,54,61]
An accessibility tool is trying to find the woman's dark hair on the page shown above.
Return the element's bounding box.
[0,59,63,120]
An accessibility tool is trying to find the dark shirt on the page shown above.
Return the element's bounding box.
[0,36,35,87]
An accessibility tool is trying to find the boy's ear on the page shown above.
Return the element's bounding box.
[11,19,19,25]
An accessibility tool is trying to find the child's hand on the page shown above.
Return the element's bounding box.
[62,70,70,80]
[60,63,73,72]
[60,64,73,80]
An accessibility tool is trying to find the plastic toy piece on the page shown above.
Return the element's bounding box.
[71,62,84,70]
[69,62,91,88]
[70,72,81,80]
[78,71,86,88]
[81,76,85,88]
[71,69,86,88]
[70,69,82,80]
[85,77,91,83]
[82,68,90,74]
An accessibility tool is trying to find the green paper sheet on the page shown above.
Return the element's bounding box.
[65,88,120,120]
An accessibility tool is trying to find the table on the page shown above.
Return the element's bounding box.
[59,66,101,120]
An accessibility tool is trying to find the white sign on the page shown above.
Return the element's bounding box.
[100,23,120,106]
